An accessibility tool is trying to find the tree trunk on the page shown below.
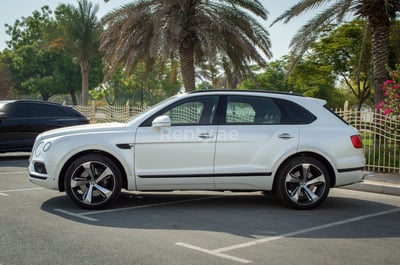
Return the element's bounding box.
[80,60,90,105]
[370,21,390,105]
[70,89,78,105]
[179,43,196,92]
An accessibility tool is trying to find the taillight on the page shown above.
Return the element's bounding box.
[351,135,363,148]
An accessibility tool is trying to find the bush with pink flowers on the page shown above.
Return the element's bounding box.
[376,67,400,116]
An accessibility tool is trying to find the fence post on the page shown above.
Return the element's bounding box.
[91,101,96,123]
[343,100,349,122]
[126,100,130,119]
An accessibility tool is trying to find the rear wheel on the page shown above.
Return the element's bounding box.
[276,157,330,210]
[64,154,122,209]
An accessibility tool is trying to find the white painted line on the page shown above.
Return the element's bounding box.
[54,209,99,222]
[0,192,9,196]
[215,207,400,253]
[176,242,251,264]
[81,195,223,216]
[0,187,43,193]
[53,195,224,222]
[176,207,400,263]
[0,171,28,175]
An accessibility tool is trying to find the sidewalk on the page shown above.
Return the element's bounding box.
[341,172,400,196]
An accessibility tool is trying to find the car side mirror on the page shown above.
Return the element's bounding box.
[0,112,8,119]
[152,115,171,128]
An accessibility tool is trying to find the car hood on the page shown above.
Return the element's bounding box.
[38,122,127,140]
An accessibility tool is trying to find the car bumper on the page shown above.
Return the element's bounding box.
[29,157,59,190]
[334,168,371,187]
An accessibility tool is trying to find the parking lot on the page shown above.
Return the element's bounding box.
[1,154,400,265]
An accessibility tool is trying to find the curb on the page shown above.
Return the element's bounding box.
[341,173,400,196]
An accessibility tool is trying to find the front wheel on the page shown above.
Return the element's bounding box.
[276,157,331,210]
[64,154,122,209]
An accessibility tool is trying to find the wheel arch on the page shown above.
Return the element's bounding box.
[58,150,128,192]
[271,152,336,194]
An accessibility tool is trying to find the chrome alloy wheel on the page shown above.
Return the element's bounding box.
[70,161,116,206]
[277,156,330,209]
[65,154,122,209]
[284,163,327,206]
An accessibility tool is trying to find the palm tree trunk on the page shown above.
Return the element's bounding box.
[179,43,196,92]
[370,21,390,105]
[80,60,90,105]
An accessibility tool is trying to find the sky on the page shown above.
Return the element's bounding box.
[0,0,312,60]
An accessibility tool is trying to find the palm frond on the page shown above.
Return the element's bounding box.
[100,0,271,87]
[270,0,337,26]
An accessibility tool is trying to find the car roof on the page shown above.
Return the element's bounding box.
[188,89,304,97]
[0,100,62,104]
[0,100,72,112]
[183,89,327,109]
[0,100,66,106]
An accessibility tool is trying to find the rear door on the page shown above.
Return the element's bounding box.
[213,95,301,190]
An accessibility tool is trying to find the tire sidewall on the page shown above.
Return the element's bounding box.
[64,154,122,209]
[276,156,331,210]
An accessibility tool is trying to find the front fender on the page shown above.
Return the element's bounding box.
[41,133,136,191]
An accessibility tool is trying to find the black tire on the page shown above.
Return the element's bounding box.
[64,154,122,209]
[276,156,331,210]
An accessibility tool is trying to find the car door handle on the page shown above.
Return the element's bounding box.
[278,133,294,139]
[198,133,212,139]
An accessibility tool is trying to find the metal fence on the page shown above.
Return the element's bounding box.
[73,104,400,173]
[74,102,147,123]
[334,109,399,173]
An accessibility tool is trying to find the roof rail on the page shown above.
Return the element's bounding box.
[188,89,304,97]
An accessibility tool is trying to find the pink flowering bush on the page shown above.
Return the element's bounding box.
[376,68,400,116]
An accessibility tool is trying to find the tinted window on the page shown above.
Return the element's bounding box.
[165,101,204,125]
[32,104,70,117]
[226,101,255,123]
[142,96,219,126]
[224,96,281,124]
[273,98,316,124]
[5,103,30,118]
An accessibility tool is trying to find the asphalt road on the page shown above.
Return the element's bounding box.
[1,154,399,265]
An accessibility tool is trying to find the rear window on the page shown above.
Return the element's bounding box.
[273,98,316,124]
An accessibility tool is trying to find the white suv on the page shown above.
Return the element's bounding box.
[29,90,366,210]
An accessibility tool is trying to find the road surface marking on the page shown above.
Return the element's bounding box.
[176,207,400,263]
[54,195,224,222]
[0,187,43,196]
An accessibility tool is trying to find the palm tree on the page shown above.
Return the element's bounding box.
[271,0,400,104]
[101,0,271,91]
[63,0,101,105]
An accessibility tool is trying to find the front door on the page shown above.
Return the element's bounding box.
[134,95,219,190]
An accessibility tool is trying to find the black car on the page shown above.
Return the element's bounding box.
[0,100,89,153]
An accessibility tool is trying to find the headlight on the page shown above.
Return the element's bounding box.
[43,142,52,152]
[34,142,44,157]
[34,141,52,157]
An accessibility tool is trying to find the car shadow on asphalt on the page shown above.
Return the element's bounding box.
[40,190,400,239]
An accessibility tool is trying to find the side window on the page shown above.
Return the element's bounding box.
[165,101,204,125]
[6,103,30,118]
[226,101,255,123]
[158,96,219,126]
[32,104,67,118]
[225,96,281,124]
[273,98,316,124]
